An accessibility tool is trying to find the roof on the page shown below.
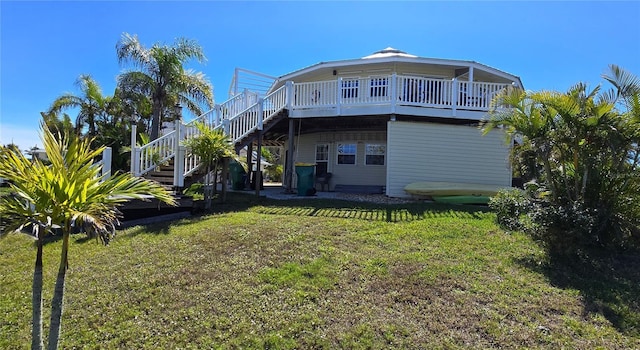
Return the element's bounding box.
[361,47,417,59]
[270,48,524,91]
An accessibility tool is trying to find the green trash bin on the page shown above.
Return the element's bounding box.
[229,161,246,190]
[295,164,316,196]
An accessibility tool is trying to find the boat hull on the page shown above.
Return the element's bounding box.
[404,181,509,197]
[432,195,490,205]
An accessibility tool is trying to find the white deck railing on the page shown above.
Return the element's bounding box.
[130,85,288,186]
[292,75,510,112]
[131,75,510,187]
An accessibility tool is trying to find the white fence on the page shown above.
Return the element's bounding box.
[292,75,509,111]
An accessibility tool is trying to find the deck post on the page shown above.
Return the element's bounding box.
[257,98,264,131]
[130,123,137,175]
[285,81,294,110]
[468,66,475,108]
[336,77,342,116]
[285,118,295,193]
[223,118,230,137]
[173,119,182,190]
[246,142,253,190]
[255,132,262,197]
[451,78,458,117]
[213,104,221,127]
[101,147,112,179]
[390,73,397,114]
[175,146,186,189]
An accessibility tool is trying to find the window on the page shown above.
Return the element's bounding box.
[342,79,359,99]
[365,144,386,165]
[315,143,329,175]
[337,143,356,165]
[370,77,388,97]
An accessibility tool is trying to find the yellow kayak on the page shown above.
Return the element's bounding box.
[404,182,510,197]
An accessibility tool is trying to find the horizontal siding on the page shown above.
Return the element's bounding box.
[387,121,511,197]
[293,132,387,190]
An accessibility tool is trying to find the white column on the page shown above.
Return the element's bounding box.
[175,146,186,188]
[173,118,182,188]
[336,77,343,116]
[130,123,139,175]
[285,81,294,110]
[390,73,397,114]
[101,147,112,179]
[468,66,475,101]
[257,98,264,131]
[451,78,458,117]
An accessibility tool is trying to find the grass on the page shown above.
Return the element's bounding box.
[1,193,638,349]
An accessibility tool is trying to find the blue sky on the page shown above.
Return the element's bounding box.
[2,1,639,151]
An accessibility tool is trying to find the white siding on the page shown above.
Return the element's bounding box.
[386,121,511,198]
[293,131,387,190]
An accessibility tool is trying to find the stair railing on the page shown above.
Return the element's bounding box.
[226,84,288,142]
[131,83,289,187]
[130,123,177,177]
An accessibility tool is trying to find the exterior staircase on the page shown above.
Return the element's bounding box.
[130,82,292,190]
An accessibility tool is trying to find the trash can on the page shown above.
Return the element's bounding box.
[229,161,246,190]
[295,164,316,196]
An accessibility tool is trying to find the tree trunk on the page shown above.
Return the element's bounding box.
[31,234,44,350]
[47,231,69,350]
[221,158,229,203]
[150,99,162,140]
[205,165,212,210]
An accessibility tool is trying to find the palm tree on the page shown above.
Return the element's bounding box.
[116,33,214,140]
[182,121,237,209]
[484,67,640,250]
[0,124,176,350]
[47,75,112,138]
[482,87,559,198]
[40,111,75,139]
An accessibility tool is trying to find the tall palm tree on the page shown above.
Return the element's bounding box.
[116,33,214,140]
[47,75,112,138]
[0,124,176,350]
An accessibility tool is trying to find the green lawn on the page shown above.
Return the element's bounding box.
[1,194,638,349]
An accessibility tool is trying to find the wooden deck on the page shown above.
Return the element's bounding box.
[120,194,193,222]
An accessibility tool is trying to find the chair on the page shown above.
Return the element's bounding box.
[315,172,332,192]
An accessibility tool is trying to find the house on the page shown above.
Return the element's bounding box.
[130,48,523,198]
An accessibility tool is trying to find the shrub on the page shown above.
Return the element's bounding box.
[529,201,598,255]
[489,189,532,232]
[265,164,283,182]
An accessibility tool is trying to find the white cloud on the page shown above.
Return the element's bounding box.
[0,124,42,152]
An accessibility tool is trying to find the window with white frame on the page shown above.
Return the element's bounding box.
[365,144,386,165]
[337,143,356,165]
[315,143,329,175]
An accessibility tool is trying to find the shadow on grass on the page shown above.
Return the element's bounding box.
[122,214,208,238]
[517,251,640,337]
[203,192,491,223]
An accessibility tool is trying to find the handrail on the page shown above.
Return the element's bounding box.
[134,129,177,176]
[226,85,287,143]
[291,75,511,112]
[178,85,287,180]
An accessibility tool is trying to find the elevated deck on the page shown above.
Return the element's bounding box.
[289,75,511,120]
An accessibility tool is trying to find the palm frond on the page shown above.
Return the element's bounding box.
[0,125,175,242]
